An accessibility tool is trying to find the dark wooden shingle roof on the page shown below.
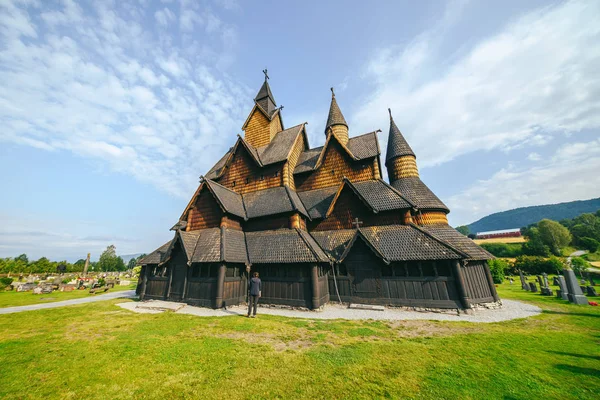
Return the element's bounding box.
[206,180,246,219]
[138,241,171,264]
[385,111,415,165]
[420,225,494,261]
[243,186,309,219]
[245,229,329,263]
[391,177,449,212]
[325,92,348,131]
[256,123,305,165]
[349,179,413,212]
[297,186,338,219]
[311,229,355,259]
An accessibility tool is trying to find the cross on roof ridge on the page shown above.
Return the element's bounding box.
[352,217,363,229]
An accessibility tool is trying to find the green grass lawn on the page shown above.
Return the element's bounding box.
[0,283,137,308]
[0,282,599,399]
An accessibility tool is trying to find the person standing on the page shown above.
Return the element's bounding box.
[247,272,261,318]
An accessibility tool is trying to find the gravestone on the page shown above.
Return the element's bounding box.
[553,276,560,286]
[529,282,538,292]
[563,269,589,305]
[519,271,529,291]
[556,276,569,300]
[586,286,598,297]
[537,275,544,289]
[540,273,553,296]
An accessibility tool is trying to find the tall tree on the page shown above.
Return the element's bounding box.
[127,258,137,270]
[522,227,550,257]
[97,245,123,272]
[537,219,572,255]
[455,226,470,236]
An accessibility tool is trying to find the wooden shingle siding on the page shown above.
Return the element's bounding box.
[295,141,377,191]
[389,156,419,180]
[415,212,448,225]
[187,190,222,230]
[220,215,243,230]
[269,114,282,142]
[218,146,283,194]
[284,134,305,189]
[244,109,271,148]
[331,125,349,146]
[311,186,371,231]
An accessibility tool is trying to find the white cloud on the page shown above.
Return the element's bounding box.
[354,0,600,169]
[0,0,250,201]
[527,152,541,161]
[154,7,175,27]
[447,138,600,225]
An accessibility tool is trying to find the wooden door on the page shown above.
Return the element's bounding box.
[168,241,188,301]
[346,240,382,300]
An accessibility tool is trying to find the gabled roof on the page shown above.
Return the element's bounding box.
[138,241,171,264]
[293,131,381,174]
[325,178,413,217]
[311,230,355,260]
[297,185,338,219]
[391,177,449,212]
[206,124,307,181]
[385,109,415,165]
[179,179,246,222]
[243,186,310,219]
[339,229,390,264]
[420,225,494,261]
[325,89,348,131]
[245,228,329,264]
[354,225,463,262]
[256,123,308,165]
[205,180,246,219]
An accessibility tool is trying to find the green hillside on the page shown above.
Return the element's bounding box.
[467,197,600,233]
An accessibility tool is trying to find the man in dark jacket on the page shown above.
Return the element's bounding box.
[247,272,261,318]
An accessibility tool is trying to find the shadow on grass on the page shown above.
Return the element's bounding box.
[555,364,600,377]
[541,310,599,318]
[546,351,600,361]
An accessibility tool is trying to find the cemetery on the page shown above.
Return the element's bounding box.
[1,268,599,399]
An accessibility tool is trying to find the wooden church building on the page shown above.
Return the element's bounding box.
[137,72,499,311]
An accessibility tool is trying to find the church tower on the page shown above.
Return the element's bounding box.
[242,70,283,148]
[385,109,419,181]
[325,88,349,145]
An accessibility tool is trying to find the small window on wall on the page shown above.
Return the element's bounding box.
[381,264,393,277]
[210,265,219,278]
[226,266,235,278]
[246,177,250,184]
[393,263,407,277]
[421,261,436,277]
[191,265,200,278]
[437,261,453,277]
[407,262,421,277]
[274,171,279,177]
[163,266,171,278]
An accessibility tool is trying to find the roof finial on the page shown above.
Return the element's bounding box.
[331,87,335,98]
[388,108,393,120]
[262,68,269,81]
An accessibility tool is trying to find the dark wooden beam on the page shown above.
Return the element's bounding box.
[452,260,471,309]
[311,264,320,309]
[215,263,226,308]
[482,261,500,302]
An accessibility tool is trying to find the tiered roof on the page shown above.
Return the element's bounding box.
[325,88,348,131]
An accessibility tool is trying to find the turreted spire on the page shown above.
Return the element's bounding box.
[385,108,415,166]
[254,69,277,116]
[325,87,349,145]
[325,87,348,132]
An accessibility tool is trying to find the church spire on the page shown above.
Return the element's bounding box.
[325,87,349,145]
[254,69,277,116]
[386,108,419,181]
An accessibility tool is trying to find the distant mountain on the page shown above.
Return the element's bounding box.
[466,198,600,234]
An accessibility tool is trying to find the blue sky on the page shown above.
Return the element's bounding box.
[1,0,599,261]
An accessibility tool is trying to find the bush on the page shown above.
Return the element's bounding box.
[579,237,599,253]
[0,277,14,288]
[480,243,523,257]
[514,256,565,275]
[488,259,508,284]
[570,257,591,277]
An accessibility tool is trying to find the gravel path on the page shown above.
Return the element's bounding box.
[117,299,541,323]
[0,290,136,315]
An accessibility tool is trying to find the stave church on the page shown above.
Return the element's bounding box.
[137,72,499,311]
